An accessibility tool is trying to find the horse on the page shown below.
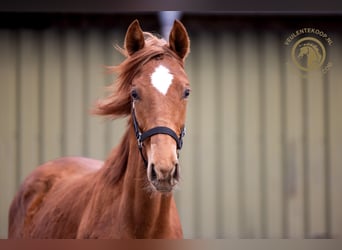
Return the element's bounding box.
[8,19,190,239]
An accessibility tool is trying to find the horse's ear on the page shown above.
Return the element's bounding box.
[125,19,145,56]
[169,20,190,60]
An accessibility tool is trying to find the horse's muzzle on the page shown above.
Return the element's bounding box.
[148,162,180,193]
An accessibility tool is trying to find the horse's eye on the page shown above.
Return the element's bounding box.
[183,88,190,99]
[131,89,139,100]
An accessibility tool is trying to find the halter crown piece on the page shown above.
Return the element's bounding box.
[131,102,186,166]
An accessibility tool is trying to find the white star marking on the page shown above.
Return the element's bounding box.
[150,65,173,95]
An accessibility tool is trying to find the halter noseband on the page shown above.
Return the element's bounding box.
[131,102,186,166]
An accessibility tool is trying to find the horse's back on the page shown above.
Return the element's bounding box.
[8,157,103,238]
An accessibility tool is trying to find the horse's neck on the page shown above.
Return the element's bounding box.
[95,126,179,238]
[120,127,177,237]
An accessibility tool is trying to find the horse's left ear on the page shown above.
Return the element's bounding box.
[169,20,190,60]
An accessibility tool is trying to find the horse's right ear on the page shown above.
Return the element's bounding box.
[169,20,190,60]
[125,20,145,56]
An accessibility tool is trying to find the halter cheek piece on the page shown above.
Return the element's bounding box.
[131,102,186,167]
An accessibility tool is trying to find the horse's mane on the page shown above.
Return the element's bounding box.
[93,32,183,185]
[93,32,183,119]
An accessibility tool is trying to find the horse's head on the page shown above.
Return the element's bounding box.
[125,20,190,193]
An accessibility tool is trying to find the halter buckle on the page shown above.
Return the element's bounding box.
[180,127,186,138]
[137,132,143,149]
[177,127,186,149]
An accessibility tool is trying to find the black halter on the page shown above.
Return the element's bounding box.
[131,102,186,166]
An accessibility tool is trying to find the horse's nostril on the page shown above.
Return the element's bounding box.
[150,163,157,181]
[173,163,180,180]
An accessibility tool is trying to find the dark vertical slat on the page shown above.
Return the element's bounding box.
[38,31,44,165]
[258,32,267,239]
[323,71,331,238]
[15,29,21,189]
[86,28,107,160]
[323,43,332,238]
[306,70,327,237]
[102,29,124,156]
[190,32,201,238]
[0,30,19,238]
[18,30,40,181]
[240,30,263,238]
[197,32,219,237]
[106,30,126,152]
[64,30,85,156]
[41,29,63,162]
[82,29,89,157]
[103,29,112,155]
[214,32,223,238]
[219,31,240,238]
[328,33,342,238]
[194,32,202,238]
[301,77,309,238]
[60,29,67,157]
[284,36,306,238]
[236,31,245,238]
[262,32,284,238]
[279,32,288,239]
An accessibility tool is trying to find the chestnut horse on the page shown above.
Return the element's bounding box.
[8,19,190,239]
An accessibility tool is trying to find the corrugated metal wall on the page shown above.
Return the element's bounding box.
[0,22,342,239]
